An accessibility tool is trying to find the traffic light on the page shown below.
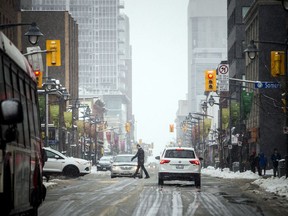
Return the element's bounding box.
[34,70,43,88]
[169,124,174,133]
[46,40,61,66]
[125,122,131,132]
[205,70,217,92]
[271,51,285,77]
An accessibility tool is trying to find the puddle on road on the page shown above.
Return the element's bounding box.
[215,192,256,205]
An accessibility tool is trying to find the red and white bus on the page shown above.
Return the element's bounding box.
[0,32,46,215]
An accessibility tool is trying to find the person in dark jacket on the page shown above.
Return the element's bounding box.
[255,153,261,176]
[271,148,281,177]
[249,151,256,173]
[259,152,267,176]
[131,144,150,179]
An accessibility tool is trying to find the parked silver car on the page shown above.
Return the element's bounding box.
[111,154,142,178]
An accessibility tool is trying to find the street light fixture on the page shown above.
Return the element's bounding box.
[0,22,43,45]
[44,79,57,91]
[201,102,208,113]
[243,40,259,60]
[208,95,222,107]
[24,22,43,45]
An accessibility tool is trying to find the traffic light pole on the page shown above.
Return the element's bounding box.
[45,65,49,147]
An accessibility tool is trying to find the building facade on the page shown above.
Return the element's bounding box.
[244,0,288,159]
[30,0,133,154]
[0,0,23,47]
[21,10,79,153]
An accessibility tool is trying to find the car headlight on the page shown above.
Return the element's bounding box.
[75,160,90,166]
[112,165,119,171]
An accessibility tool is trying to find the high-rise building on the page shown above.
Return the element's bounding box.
[187,0,227,113]
[29,0,133,153]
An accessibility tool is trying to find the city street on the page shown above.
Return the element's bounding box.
[39,169,288,216]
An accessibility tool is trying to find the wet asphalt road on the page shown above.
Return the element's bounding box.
[39,169,288,216]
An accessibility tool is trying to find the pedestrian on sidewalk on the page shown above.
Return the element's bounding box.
[249,151,256,173]
[259,152,267,176]
[255,153,261,176]
[131,144,150,179]
[271,148,281,177]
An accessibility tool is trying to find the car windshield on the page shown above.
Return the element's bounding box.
[164,149,195,159]
[114,155,137,162]
[100,157,111,161]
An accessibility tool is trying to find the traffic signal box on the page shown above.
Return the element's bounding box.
[46,40,61,66]
[271,51,285,77]
[169,124,174,133]
[205,70,217,92]
[125,122,131,133]
[34,70,43,88]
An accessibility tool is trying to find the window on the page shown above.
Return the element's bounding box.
[165,150,195,159]
[242,7,250,21]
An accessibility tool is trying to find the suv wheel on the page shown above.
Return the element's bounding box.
[63,166,79,177]
[195,174,201,188]
[158,178,164,185]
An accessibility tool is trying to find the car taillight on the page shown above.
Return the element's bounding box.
[189,159,200,165]
[160,159,171,164]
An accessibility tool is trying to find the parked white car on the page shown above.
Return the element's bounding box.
[155,147,202,187]
[43,147,91,177]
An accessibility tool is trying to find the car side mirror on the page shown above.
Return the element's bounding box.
[199,157,203,161]
[54,155,60,159]
[0,99,23,124]
[155,156,160,160]
[0,99,23,149]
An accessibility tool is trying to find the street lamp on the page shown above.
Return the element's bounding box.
[42,79,59,146]
[243,40,259,60]
[58,87,70,153]
[0,22,43,45]
[201,102,208,113]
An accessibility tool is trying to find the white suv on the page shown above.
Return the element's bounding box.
[43,147,91,177]
[155,147,202,187]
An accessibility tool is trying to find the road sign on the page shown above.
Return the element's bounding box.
[218,64,229,92]
[254,82,281,89]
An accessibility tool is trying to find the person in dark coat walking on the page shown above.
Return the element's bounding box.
[131,144,150,179]
[271,148,281,177]
[255,153,261,176]
[259,152,267,176]
[249,151,256,173]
